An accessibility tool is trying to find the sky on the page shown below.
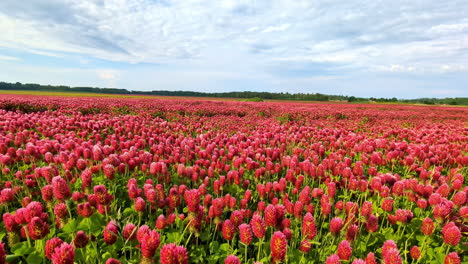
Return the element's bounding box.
[0,0,467,99]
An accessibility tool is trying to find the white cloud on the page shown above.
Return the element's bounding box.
[439,64,466,73]
[98,70,119,81]
[262,24,291,33]
[0,0,467,97]
[1,0,467,69]
[0,55,20,61]
[273,52,358,64]
[376,64,415,73]
[429,22,468,34]
[429,89,464,96]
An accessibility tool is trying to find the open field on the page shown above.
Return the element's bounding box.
[0,90,244,102]
[2,90,466,107]
[0,94,467,264]
[0,90,144,98]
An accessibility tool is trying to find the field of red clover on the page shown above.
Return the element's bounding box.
[0,94,466,264]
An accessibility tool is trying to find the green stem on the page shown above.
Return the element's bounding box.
[244,243,248,263]
[444,244,450,257]
[416,236,427,264]
[184,232,193,248]
[177,219,192,244]
[24,227,32,247]
[257,237,264,261]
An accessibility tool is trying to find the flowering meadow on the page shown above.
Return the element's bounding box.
[0,94,467,264]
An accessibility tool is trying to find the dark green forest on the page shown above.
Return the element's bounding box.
[1,81,466,105]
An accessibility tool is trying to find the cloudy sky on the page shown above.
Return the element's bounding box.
[0,0,467,98]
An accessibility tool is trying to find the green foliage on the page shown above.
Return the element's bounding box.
[111,105,137,115]
[151,110,167,120]
[2,81,467,105]
[0,101,54,113]
[276,113,293,124]
[242,97,264,102]
[79,107,101,115]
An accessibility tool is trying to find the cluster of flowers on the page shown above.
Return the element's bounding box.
[0,94,466,263]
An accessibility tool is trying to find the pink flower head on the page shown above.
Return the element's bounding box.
[302,212,317,239]
[299,239,312,253]
[382,240,397,253]
[93,185,113,205]
[325,254,340,264]
[230,210,244,227]
[103,221,119,245]
[173,245,189,264]
[416,199,427,209]
[156,214,166,230]
[337,240,352,260]
[365,252,377,264]
[77,202,94,218]
[135,197,146,212]
[346,224,359,241]
[421,217,435,235]
[330,217,343,235]
[54,203,68,219]
[443,225,461,246]
[410,246,421,260]
[382,240,402,264]
[123,223,137,241]
[283,228,292,240]
[184,189,200,213]
[141,230,161,258]
[433,203,452,222]
[72,192,86,202]
[395,209,413,223]
[222,220,235,240]
[293,201,304,218]
[238,223,253,245]
[361,201,372,218]
[92,145,103,161]
[444,252,460,264]
[106,259,122,264]
[3,212,20,232]
[27,216,50,240]
[26,201,45,219]
[270,231,287,263]
[429,193,442,206]
[250,214,266,239]
[137,225,151,244]
[460,206,468,218]
[52,176,71,201]
[321,202,332,215]
[366,215,379,233]
[452,191,466,206]
[51,242,75,264]
[73,231,89,248]
[160,243,188,264]
[352,260,366,264]
[103,164,115,180]
[41,185,54,202]
[327,182,336,197]
[264,204,277,227]
[80,169,92,189]
[382,198,394,212]
[224,255,241,264]
[0,188,16,203]
[45,237,64,260]
[345,202,358,215]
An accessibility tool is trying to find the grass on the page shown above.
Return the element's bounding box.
[0,90,153,98]
[0,90,242,102]
[1,90,466,107]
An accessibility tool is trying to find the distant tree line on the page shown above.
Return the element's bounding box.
[0,81,466,105]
